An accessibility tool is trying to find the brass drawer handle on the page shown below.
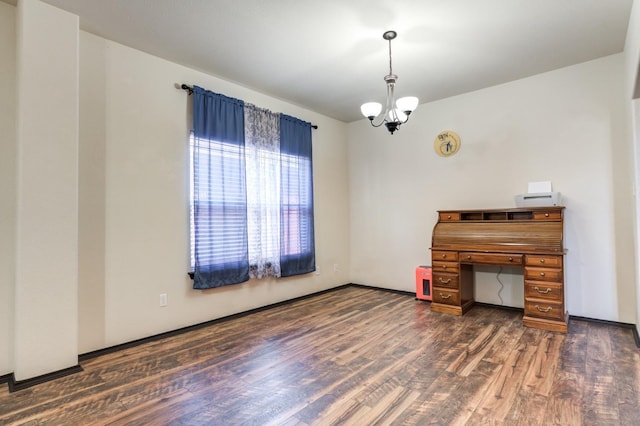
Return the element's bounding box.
[540,272,545,277]
[438,277,451,284]
[467,255,471,260]
[439,293,451,299]
[508,257,513,262]
[545,213,549,217]
[442,254,447,259]
[447,215,451,219]
[540,259,545,264]
[534,286,552,294]
[535,305,552,313]
[442,265,447,269]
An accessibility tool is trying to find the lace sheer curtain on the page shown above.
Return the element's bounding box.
[244,105,281,278]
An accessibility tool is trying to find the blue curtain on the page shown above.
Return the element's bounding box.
[192,86,250,289]
[279,114,315,277]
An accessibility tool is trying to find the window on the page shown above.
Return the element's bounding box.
[280,152,314,257]
[189,86,315,289]
[189,136,247,270]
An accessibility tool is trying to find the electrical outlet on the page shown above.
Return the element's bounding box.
[333,263,339,273]
[159,293,168,307]
[315,266,320,275]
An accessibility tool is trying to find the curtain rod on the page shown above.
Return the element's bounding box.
[178,84,318,129]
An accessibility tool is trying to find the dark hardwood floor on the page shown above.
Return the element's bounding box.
[1,286,639,425]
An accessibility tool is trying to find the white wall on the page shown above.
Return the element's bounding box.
[78,30,107,352]
[78,33,350,352]
[0,1,16,377]
[625,0,640,337]
[348,54,636,324]
[13,0,79,380]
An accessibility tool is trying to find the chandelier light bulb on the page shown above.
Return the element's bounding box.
[361,102,383,120]
[396,96,419,114]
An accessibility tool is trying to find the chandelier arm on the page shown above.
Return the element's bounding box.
[369,106,387,127]
[368,118,387,128]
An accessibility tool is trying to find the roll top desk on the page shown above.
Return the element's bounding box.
[430,207,567,333]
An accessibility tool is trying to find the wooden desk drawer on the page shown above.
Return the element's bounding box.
[439,212,460,221]
[433,273,459,289]
[432,261,459,273]
[525,255,563,268]
[460,252,523,266]
[433,288,460,306]
[525,267,562,282]
[524,300,564,321]
[525,281,563,302]
[533,210,562,220]
[432,250,458,262]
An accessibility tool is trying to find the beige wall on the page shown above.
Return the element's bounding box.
[348,54,637,324]
[625,0,640,337]
[78,31,107,352]
[77,32,350,352]
[0,1,16,377]
[13,0,79,380]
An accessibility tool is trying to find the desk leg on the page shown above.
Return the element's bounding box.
[460,264,475,314]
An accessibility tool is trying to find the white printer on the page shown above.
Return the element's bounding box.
[515,181,561,207]
[514,192,562,207]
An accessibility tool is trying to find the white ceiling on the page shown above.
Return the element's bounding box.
[24,1,636,122]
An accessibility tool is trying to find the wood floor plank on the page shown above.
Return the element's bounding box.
[503,389,549,425]
[463,328,541,422]
[543,369,584,425]
[446,323,503,376]
[522,331,564,396]
[371,387,422,426]
[428,359,503,425]
[608,326,640,425]
[1,286,639,425]
[582,323,620,425]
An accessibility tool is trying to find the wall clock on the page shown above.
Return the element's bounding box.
[434,130,461,157]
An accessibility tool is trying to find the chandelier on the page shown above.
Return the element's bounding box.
[360,30,419,134]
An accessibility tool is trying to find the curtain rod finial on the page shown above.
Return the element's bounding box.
[178,83,193,95]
